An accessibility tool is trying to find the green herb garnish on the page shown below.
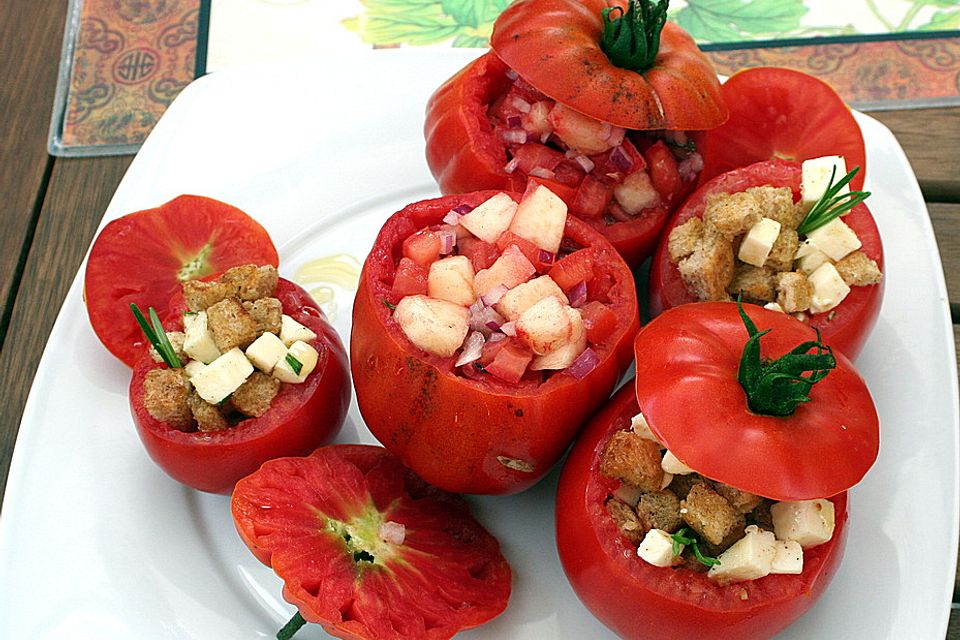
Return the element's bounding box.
[796,165,870,236]
[383,299,397,310]
[670,527,720,567]
[285,353,303,375]
[131,303,182,368]
[600,0,669,73]
[276,612,307,640]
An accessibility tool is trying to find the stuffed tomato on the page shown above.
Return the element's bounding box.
[556,302,880,639]
[649,157,883,360]
[424,0,727,266]
[130,265,350,494]
[351,186,638,495]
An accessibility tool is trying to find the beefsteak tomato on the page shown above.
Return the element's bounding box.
[698,67,867,191]
[351,191,638,495]
[130,277,350,494]
[231,445,512,640]
[649,158,884,360]
[85,195,279,367]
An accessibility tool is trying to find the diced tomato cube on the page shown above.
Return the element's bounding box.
[485,341,534,384]
[497,231,552,273]
[572,175,613,219]
[553,160,586,187]
[587,271,615,304]
[458,237,500,271]
[479,337,509,366]
[391,257,428,300]
[590,138,647,178]
[548,249,595,292]
[513,143,566,174]
[402,230,441,267]
[644,140,682,204]
[579,300,618,345]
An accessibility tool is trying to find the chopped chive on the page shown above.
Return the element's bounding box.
[285,353,303,375]
[797,166,871,236]
[670,527,720,567]
[383,299,397,310]
[130,303,181,368]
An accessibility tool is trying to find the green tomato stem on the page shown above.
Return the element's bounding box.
[600,0,669,73]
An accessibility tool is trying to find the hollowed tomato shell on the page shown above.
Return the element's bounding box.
[130,278,350,494]
[556,383,849,640]
[351,191,639,495]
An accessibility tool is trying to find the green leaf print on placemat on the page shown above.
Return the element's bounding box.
[343,0,510,47]
[673,0,808,42]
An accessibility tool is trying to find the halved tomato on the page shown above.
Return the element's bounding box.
[231,445,512,639]
[84,195,279,367]
[698,68,866,191]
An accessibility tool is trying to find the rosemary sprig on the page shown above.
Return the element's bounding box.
[285,353,303,375]
[797,165,871,236]
[131,303,182,368]
[276,612,307,640]
[670,527,720,567]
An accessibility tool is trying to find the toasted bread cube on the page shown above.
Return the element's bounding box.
[668,217,704,264]
[765,227,800,272]
[206,298,259,352]
[280,314,317,347]
[806,217,861,261]
[801,155,848,212]
[428,255,476,307]
[771,499,835,549]
[473,245,537,298]
[495,275,567,322]
[638,529,682,568]
[727,265,775,303]
[703,191,763,240]
[508,183,568,254]
[222,264,279,301]
[738,218,781,268]
[714,483,763,515]
[530,306,586,370]
[707,525,777,584]
[637,490,683,533]
[143,368,193,428]
[681,483,741,547]
[775,271,813,313]
[231,371,281,417]
[515,295,574,355]
[606,498,646,544]
[747,186,804,229]
[182,279,232,311]
[600,430,665,492]
[394,294,470,358]
[273,340,319,384]
[678,231,735,301]
[808,262,851,314]
[183,311,221,364]
[835,250,883,286]
[794,239,832,275]
[770,539,804,575]
[187,391,230,432]
[243,297,282,335]
[614,170,661,215]
[190,347,254,404]
[458,193,518,242]
[245,331,288,372]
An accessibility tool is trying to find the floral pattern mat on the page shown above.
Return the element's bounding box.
[50,0,960,155]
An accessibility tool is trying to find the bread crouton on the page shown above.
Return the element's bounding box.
[703,191,763,240]
[243,297,283,335]
[183,279,233,311]
[606,498,646,544]
[835,250,883,286]
[746,499,775,532]
[223,264,279,301]
[775,271,813,313]
[666,473,707,500]
[188,391,230,432]
[668,217,704,264]
[143,368,192,429]
[637,490,683,533]
[600,430,665,492]
[727,265,775,303]
[149,331,187,364]
[764,228,800,272]
[747,186,804,230]
[713,483,763,515]
[681,483,742,547]
[678,232,735,301]
[206,297,259,351]
[231,371,280,418]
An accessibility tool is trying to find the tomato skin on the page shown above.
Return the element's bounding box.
[351,191,639,495]
[130,278,350,494]
[556,383,849,640]
[84,195,279,367]
[649,159,884,360]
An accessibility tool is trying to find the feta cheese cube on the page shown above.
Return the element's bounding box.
[770,539,804,575]
[763,302,785,313]
[638,529,680,568]
[771,499,835,549]
[190,347,253,403]
[613,483,644,507]
[806,217,861,261]
[183,360,206,379]
[246,332,288,372]
[183,311,221,364]
[794,239,832,275]
[630,412,659,443]
[273,340,319,384]
[808,262,851,314]
[801,155,848,212]
[738,218,782,267]
[661,450,695,475]
[280,314,317,347]
[707,525,776,584]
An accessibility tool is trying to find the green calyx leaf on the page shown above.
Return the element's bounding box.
[600,0,670,73]
[736,299,835,417]
[796,165,870,236]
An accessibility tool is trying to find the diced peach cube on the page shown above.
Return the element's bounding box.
[531,306,586,370]
[548,103,624,155]
[516,295,575,355]
[508,183,568,254]
[458,192,518,243]
[474,245,536,298]
[428,255,476,307]
[614,170,661,215]
[495,275,568,322]
[393,295,470,358]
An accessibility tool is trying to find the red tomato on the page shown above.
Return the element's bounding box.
[548,248,595,291]
[649,159,884,360]
[85,195,279,367]
[351,191,639,495]
[699,67,867,190]
[232,445,511,640]
[130,278,350,494]
[556,383,850,640]
[390,257,428,301]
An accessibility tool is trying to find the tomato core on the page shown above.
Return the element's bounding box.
[175,241,214,282]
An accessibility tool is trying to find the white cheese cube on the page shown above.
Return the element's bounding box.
[771,499,835,549]
[794,239,832,275]
[661,450,694,475]
[763,302,785,313]
[183,360,206,379]
[246,332,288,372]
[613,483,643,507]
[190,347,253,404]
[630,412,660,444]
[801,155,848,212]
[272,340,319,384]
[770,539,804,575]
[428,255,476,307]
[458,192,518,243]
[280,314,317,347]
[183,311,221,364]
[707,525,776,584]
[806,217,861,261]
[738,217,782,267]
[808,262,851,314]
[660,472,674,490]
[637,529,680,568]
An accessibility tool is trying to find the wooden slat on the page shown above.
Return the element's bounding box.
[930,204,960,305]
[870,109,960,202]
[0,156,131,499]
[949,605,959,640]
[0,2,69,343]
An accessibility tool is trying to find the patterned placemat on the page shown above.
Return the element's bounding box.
[49,0,960,155]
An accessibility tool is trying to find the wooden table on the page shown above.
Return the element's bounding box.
[1,2,958,635]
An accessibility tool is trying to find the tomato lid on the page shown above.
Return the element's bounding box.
[634,302,879,501]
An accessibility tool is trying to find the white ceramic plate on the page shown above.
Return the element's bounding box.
[1,50,957,639]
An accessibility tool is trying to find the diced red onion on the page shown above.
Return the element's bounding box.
[489,332,507,343]
[500,321,517,337]
[442,210,461,225]
[510,96,532,113]
[455,331,486,367]
[454,204,474,214]
[438,229,457,255]
[504,157,521,174]
[610,146,632,172]
[540,131,552,144]
[573,154,595,173]
[379,521,406,545]
[469,301,504,334]
[529,167,555,180]
[538,249,555,266]
[500,129,528,144]
[481,283,509,306]
[485,320,502,331]
[567,280,588,308]
[566,347,600,380]
[507,115,523,128]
